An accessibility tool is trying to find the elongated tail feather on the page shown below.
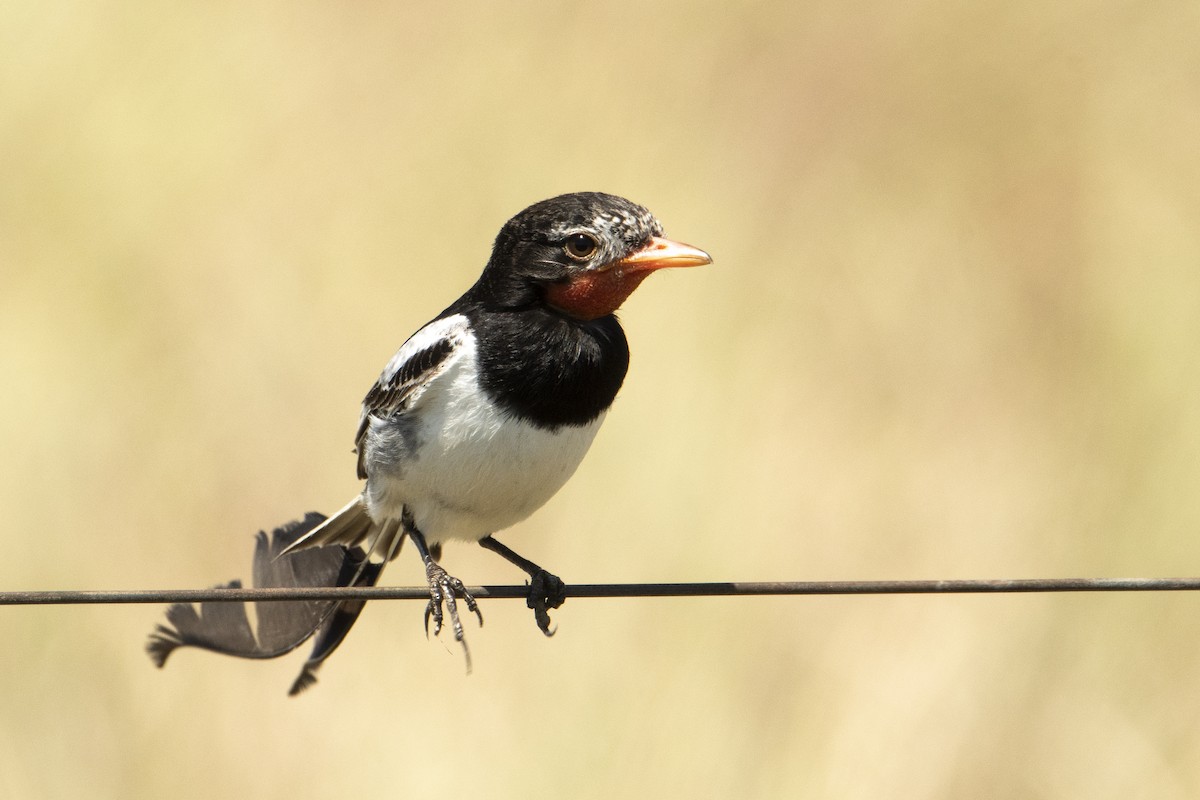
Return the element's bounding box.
[146,512,379,694]
[287,557,384,695]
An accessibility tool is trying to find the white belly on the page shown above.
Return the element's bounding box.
[361,339,603,544]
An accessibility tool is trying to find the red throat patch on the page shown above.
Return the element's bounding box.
[544,268,654,321]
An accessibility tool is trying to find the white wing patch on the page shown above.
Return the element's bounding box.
[354,314,469,478]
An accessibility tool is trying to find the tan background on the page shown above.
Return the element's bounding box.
[3,2,1200,797]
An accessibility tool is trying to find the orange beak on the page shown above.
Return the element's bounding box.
[607,236,713,273]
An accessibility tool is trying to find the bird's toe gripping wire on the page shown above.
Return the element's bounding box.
[408,527,482,672]
[478,535,566,636]
[526,569,566,637]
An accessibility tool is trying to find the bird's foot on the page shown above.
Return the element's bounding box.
[423,561,483,668]
[527,569,566,636]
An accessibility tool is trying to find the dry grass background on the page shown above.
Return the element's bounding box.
[3,1,1200,797]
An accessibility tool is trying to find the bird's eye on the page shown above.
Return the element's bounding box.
[563,233,598,261]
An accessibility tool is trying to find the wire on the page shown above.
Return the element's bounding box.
[3,577,1200,606]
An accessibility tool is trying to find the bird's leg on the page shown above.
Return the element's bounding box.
[408,527,482,670]
[478,535,566,636]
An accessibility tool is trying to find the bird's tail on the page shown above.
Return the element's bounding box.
[280,496,372,550]
[279,496,408,569]
[145,512,383,695]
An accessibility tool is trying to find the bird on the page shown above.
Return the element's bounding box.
[147,191,710,693]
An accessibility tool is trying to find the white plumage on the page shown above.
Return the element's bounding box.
[288,314,603,560]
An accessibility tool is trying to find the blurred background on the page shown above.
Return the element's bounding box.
[3,1,1200,797]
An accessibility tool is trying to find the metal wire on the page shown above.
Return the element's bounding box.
[3,577,1200,606]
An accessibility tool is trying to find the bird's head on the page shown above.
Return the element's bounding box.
[478,192,711,320]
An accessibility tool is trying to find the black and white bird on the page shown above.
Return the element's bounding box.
[147,192,710,693]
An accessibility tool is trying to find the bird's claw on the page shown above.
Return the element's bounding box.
[527,569,566,637]
[422,561,482,669]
